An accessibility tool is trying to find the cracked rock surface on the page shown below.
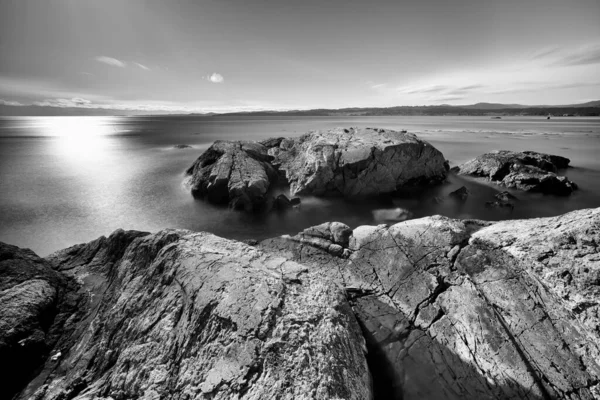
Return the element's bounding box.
[13,229,371,400]
[261,208,600,399]
[3,208,600,399]
[184,128,448,210]
[185,140,278,211]
[453,150,577,195]
[269,127,448,197]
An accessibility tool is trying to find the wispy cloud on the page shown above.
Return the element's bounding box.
[95,56,126,68]
[445,84,486,95]
[553,43,600,67]
[0,99,24,106]
[33,97,93,108]
[398,84,448,94]
[134,62,150,71]
[207,73,224,83]
[431,95,465,103]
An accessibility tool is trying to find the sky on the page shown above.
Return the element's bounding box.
[0,0,599,113]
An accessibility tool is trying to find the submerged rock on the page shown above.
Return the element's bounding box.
[448,185,470,201]
[372,207,413,223]
[173,144,192,149]
[4,208,600,399]
[453,150,577,195]
[270,127,447,197]
[494,190,518,202]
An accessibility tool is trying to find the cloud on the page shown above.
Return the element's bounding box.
[207,73,224,83]
[431,95,465,102]
[95,56,126,68]
[554,44,600,67]
[134,62,150,71]
[445,84,486,95]
[398,84,448,94]
[0,99,24,106]
[33,97,93,108]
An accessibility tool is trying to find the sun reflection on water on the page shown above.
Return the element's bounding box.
[40,116,118,161]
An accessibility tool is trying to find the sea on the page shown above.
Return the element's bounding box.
[1,115,599,256]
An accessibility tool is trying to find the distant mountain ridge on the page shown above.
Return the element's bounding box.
[0,100,598,117]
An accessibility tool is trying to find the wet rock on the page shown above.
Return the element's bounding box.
[185,141,279,211]
[494,190,518,202]
[274,194,300,210]
[270,127,447,197]
[454,150,577,195]
[448,185,470,201]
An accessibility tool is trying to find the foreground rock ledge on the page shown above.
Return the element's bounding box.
[185,127,448,211]
[2,208,600,399]
[453,150,577,195]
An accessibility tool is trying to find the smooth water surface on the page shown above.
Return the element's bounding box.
[1,115,599,255]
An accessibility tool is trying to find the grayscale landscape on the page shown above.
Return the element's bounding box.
[1,1,599,399]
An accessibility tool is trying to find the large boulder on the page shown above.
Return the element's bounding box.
[14,230,371,400]
[453,150,577,195]
[185,141,279,211]
[269,127,448,196]
[184,128,448,211]
[260,208,600,399]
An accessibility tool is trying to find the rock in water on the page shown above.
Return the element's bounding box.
[185,141,279,211]
[453,150,577,195]
[270,127,447,196]
[448,185,470,201]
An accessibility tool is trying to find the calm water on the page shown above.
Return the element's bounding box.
[1,115,599,256]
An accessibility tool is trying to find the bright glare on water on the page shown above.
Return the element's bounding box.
[1,115,599,256]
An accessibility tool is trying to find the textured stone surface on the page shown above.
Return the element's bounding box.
[269,127,448,197]
[261,209,600,399]
[4,208,600,399]
[185,140,278,211]
[453,150,577,195]
[184,128,448,211]
[0,242,82,400]
[18,229,371,400]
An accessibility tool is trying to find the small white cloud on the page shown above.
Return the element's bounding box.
[95,56,126,68]
[207,73,224,83]
[134,62,150,71]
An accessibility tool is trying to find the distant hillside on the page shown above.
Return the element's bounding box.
[0,100,598,117]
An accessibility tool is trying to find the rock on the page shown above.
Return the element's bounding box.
[270,127,447,197]
[448,185,470,201]
[173,144,192,149]
[5,209,600,399]
[372,207,412,223]
[453,150,577,195]
[10,230,371,400]
[185,141,279,211]
[0,242,82,400]
[260,208,600,399]
[494,190,518,202]
[290,197,301,206]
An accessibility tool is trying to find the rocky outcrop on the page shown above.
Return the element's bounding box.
[261,209,600,399]
[184,128,448,211]
[0,242,83,400]
[269,127,448,197]
[453,150,577,195]
[185,141,279,211]
[3,208,600,399]
[13,229,371,400]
